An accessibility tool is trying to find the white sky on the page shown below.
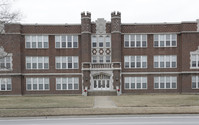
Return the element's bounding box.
[11,0,199,24]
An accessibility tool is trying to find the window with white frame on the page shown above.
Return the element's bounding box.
[154,76,177,89]
[154,34,177,47]
[25,35,48,48]
[124,34,147,48]
[124,56,147,68]
[26,56,49,70]
[0,78,12,91]
[192,76,199,89]
[0,56,12,70]
[55,56,78,69]
[56,77,79,90]
[124,77,147,89]
[154,55,177,68]
[55,35,78,48]
[26,78,49,91]
[190,54,199,68]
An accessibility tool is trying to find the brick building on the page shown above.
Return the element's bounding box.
[0,11,199,95]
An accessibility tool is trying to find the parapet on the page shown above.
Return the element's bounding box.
[81,11,91,18]
[111,11,121,17]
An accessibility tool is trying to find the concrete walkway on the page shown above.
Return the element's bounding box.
[93,96,117,108]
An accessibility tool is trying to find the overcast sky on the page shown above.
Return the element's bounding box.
[11,0,199,24]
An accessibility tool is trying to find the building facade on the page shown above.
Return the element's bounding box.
[0,11,199,95]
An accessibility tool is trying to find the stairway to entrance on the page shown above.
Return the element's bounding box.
[87,90,117,96]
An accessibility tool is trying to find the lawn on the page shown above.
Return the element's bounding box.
[0,95,94,109]
[110,94,199,107]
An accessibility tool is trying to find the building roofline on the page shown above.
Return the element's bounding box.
[122,21,196,25]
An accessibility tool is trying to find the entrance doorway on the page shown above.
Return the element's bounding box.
[93,74,111,90]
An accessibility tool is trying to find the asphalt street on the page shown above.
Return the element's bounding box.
[0,114,199,125]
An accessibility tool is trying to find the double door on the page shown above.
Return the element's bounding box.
[93,79,110,90]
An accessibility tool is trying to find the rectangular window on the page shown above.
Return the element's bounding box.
[124,77,147,89]
[99,36,103,47]
[154,55,177,68]
[153,34,177,47]
[124,34,147,48]
[191,54,199,68]
[25,35,49,48]
[56,77,79,90]
[92,56,97,63]
[26,77,49,91]
[92,36,97,47]
[124,56,147,68]
[0,56,12,70]
[0,78,12,91]
[55,56,78,69]
[55,35,78,48]
[26,56,49,70]
[154,76,177,89]
[105,36,111,48]
[192,76,199,89]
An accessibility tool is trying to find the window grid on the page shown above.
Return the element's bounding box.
[0,78,12,91]
[55,35,78,48]
[124,56,147,68]
[55,56,79,69]
[26,57,49,70]
[25,35,49,48]
[124,77,147,89]
[124,34,147,48]
[190,54,199,68]
[154,76,177,89]
[192,76,199,89]
[92,35,111,48]
[56,77,79,90]
[0,56,12,70]
[154,55,177,68]
[153,34,177,47]
[92,56,111,63]
[26,78,49,91]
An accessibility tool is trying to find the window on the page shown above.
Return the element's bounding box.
[154,76,177,89]
[106,56,111,63]
[26,57,49,70]
[124,56,147,68]
[154,55,177,68]
[55,35,78,48]
[124,77,147,89]
[55,56,79,69]
[153,34,177,47]
[0,78,12,91]
[105,36,111,47]
[92,56,97,63]
[191,54,199,68]
[56,77,79,90]
[99,36,103,47]
[0,56,12,70]
[25,35,49,48]
[26,78,49,91]
[92,36,97,47]
[192,76,199,89]
[124,34,147,48]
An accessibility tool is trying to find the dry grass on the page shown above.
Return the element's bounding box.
[111,94,199,107]
[0,96,94,109]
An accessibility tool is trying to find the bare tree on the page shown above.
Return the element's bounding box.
[0,0,21,69]
[0,0,21,33]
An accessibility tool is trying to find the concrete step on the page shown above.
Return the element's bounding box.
[87,90,117,96]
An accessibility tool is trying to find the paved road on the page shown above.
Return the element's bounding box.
[0,115,199,125]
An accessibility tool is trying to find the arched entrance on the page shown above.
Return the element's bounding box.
[91,73,113,90]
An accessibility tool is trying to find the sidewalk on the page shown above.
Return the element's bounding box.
[94,96,117,108]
